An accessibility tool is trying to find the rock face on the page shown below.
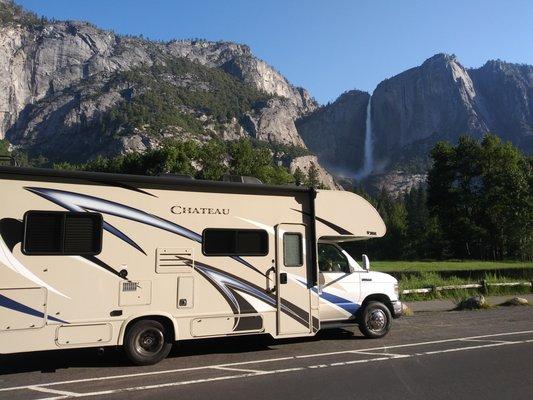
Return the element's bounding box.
[0,2,317,160]
[297,53,532,192]
[364,171,427,198]
[371,54,533,169]
[242,98,306,147]
[296,90,369,174]
[2,2,532,196]
[469,60,533,153]
[288,155,341,190]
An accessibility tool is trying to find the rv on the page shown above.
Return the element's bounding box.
[0,165,402,365]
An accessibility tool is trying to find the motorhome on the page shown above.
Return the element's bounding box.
[0,165,402,365]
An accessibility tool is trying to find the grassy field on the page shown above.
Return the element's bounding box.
[372,260,533,272]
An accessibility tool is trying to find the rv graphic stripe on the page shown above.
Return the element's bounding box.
[89,180,158,198]
[82,255,126,280]
[0,220,70,299]
[194,261,311,329]
[25,187,264,276]
[0,293,67,324]
[294,276,359,316]
[290,208,353,235]
[317,290,360,314]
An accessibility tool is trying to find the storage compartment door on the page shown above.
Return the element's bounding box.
[56,324,112,346]
[0,288,47,331]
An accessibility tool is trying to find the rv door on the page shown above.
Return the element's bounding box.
[275,223,317,336]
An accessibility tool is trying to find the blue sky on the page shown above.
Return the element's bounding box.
[17,0,533,104]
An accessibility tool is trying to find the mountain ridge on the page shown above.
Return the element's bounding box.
[0,2,317,157]
[1,1,531,195]
[298,52,532,182]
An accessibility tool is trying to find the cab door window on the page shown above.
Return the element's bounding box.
[318,244,350,273]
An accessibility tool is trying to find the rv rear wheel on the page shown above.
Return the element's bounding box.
[358,301,392,339]
[124,319,172,365]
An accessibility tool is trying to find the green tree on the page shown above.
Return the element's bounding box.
[0,139,9,156]
[197,140,228,180]
[478,135,532,260]
[293,167,305,186]
[428,134,532,260]
[305,162,321,188]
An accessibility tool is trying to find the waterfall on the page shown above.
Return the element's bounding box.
[355,96,373,179]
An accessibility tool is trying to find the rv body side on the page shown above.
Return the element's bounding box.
[0,167,400,360]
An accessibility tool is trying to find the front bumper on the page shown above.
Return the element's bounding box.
[392,300,403,318]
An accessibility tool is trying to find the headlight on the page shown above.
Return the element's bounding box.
[394,282,399,297]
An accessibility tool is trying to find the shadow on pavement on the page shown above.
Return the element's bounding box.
[0,328,360,376]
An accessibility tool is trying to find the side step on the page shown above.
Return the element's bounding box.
[320,320,359,330]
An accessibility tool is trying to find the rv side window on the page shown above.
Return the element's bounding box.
[23,211,103,256]
[283,233,303,267]
[202,229,268,256]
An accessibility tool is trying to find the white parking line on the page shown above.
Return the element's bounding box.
[295,329,533,358]
[0,356,294,393]
[28,385,81,398]
[69,368,307,398]
[351,351,409,358]
[49,340,533,400]
[460,338,513,344]
[212,366,265,374]
[415,341,519,356]
[1,329,532,396]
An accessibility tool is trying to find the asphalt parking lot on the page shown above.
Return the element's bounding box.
[1,306,532,400]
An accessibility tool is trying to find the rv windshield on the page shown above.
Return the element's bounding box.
[318,243,350,273]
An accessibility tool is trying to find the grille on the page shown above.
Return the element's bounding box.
[122,282,138,292]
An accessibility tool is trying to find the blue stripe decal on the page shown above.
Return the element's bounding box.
[309,286,360,314]
[319,291,360,314]
[0,293,68,324]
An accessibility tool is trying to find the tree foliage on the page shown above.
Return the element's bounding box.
[345,134,532,261]
[0,139,9,156]
[55,138,302,186]
[100,58,273,137]
[428,134,532,260]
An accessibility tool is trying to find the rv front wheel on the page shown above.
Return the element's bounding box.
[358,301,391,339]
[124,319,172,365]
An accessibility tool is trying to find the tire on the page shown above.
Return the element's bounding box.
[124,319,172,366]
[358,301,392,339]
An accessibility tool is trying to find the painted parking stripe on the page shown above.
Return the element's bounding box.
[295,329,533,358]
[74,340,532,398]
[28,385,81,399]
[19,340,533,399]
[0,356,294,392]
[212,366,265,373]
[1,329,532,394]
[460,338,513,344]
[351,350,409,358]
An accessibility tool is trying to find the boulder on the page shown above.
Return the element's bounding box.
[502,297,529,306]
[456,295,489,310]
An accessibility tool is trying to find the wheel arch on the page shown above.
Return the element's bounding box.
[118,312,178,345]
[359,293,394,317]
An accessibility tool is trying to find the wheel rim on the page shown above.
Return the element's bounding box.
[134,328,164,356]
[365,309,387,333]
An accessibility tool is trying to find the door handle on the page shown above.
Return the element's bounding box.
[280,272,288,284]
[266,267,276,293]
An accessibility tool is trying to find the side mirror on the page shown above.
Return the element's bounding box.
[362,254,370,271]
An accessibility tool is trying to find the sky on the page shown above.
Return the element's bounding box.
[16,0,533,105]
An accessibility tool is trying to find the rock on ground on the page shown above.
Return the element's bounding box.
[456,295,489,310]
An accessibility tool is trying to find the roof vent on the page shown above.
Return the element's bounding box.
[222,175,262,184]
